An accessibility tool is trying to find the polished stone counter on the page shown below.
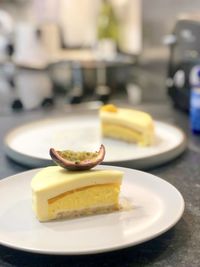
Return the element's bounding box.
[0,102,199,267]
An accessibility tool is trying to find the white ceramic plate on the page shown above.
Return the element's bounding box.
[4,114,186,169]
[0,166,184,255]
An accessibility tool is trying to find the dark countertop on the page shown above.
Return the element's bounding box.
[0,101,200,267]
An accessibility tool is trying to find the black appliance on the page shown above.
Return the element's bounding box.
[166,16,200,112]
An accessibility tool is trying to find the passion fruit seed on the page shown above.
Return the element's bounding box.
[101,104,118,112]
[59,151,99,162]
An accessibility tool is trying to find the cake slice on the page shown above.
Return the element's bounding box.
[31,166,123,222]
[100,104,154,146]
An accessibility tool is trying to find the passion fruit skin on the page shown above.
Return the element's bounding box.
[49,144,106,171]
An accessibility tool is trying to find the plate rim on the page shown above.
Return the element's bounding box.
[0,166,185,255]
[3,116,187,169]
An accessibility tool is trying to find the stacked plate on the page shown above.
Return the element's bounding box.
[4,112,186,169]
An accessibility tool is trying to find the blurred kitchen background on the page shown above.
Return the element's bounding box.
[1,0,200,113]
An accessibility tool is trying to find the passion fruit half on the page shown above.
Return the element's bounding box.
[49,144,105,171]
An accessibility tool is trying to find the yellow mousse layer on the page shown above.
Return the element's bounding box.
[31,166,123,222]
[100,106,154,146]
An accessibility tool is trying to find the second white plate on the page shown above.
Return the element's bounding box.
[0,165,184,255]
[4,114,186,169]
